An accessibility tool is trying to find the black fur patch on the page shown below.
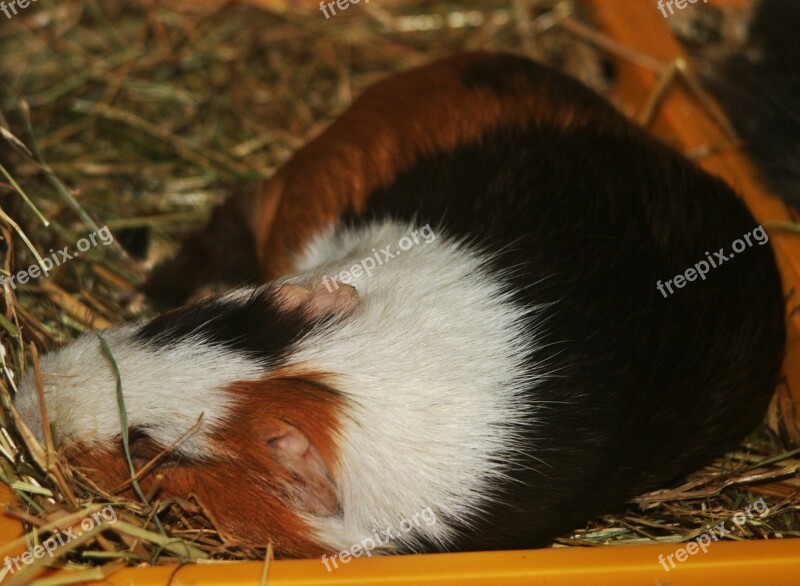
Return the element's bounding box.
[135,288,312,365]
[351,66,785,550]
[141,186,262,309]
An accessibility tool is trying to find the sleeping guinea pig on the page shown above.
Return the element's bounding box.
[15,52,785,557]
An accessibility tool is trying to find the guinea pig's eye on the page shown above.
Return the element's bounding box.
[128,427,149,447]
[126,428,183,469]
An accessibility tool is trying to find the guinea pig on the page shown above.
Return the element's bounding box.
[15,52,785,558]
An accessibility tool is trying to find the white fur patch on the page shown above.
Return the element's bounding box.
[288,221,541,552]
[16,219,541,554]
[15,325,263,459]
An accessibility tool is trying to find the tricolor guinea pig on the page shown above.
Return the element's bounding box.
[15,52,785,557]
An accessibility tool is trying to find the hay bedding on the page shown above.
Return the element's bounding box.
[0,0,797,580]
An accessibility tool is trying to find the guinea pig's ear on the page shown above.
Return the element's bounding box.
[264,418,339,516]
[274,281,359,321]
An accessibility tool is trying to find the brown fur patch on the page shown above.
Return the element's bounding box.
[64,370,344,556]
